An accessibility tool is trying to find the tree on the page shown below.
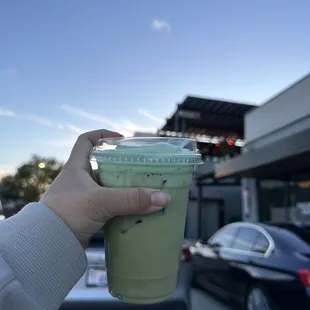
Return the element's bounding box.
[0,155,63,203]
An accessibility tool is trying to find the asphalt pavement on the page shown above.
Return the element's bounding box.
[191,288,233,310]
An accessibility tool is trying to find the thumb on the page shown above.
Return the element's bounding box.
[89,187,171,218]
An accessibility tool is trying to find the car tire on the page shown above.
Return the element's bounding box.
[245,285,273,310]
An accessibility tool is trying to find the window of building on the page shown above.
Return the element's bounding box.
[258,180,293,222]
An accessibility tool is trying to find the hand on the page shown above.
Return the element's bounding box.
[40,129,170,248]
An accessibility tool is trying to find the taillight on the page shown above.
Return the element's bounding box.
[181,247,191,262]
[298,269,310,286]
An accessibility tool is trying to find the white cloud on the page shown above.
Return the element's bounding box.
[0,106,85,135]
[61,104,115,126]
[24,114,54,127]
[65,124,85,135]
[120,120,157,133]
[22,114,85,135]
[0,108,16,117]
[36,136,77,148]
[1,105,157,138]
[61,104,156,136]
[138,109,163,124]
[150,19,171,32]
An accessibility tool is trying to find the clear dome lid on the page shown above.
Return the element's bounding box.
[91,137,202,166]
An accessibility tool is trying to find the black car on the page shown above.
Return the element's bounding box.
[60,231,192,310]
[190,222,310,310]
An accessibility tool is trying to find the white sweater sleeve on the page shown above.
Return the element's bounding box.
[0,202,87,310]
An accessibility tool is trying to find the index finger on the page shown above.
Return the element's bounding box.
[67,129,122,168]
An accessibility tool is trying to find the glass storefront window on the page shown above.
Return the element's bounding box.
[258,179,310,223]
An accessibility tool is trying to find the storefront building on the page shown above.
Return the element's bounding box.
[159,96,256,239]
[215,73,310,223]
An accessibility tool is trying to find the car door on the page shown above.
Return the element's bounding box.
[191,236,215,287]
[209,224,240,289]
[224,226,260,295]
[193,225,239,289]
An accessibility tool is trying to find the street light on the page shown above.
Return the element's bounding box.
[38,162,45,169]
[36,162,47,199]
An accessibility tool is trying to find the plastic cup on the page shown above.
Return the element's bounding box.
[91,137,202,304]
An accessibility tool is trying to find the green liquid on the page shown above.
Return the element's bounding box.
[99,164,193,304]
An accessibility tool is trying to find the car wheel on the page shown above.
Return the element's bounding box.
[246,285,272,310]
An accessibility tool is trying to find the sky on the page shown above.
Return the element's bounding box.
[1,0,310,177]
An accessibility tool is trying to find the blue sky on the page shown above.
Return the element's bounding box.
[0,0,310,176]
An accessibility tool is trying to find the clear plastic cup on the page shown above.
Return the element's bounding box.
[91,137,202,304]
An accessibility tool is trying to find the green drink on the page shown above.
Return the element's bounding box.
[91,137,201,304]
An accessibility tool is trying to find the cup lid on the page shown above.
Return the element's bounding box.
[91,137,202,165]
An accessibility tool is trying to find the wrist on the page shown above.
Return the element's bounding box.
[40,197,95,249]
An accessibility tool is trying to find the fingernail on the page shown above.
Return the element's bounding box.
[151,192,171,206]
[149,206,165,213]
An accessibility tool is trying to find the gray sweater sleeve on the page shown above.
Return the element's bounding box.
[0,202,88,310]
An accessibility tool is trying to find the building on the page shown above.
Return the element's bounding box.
[159,96,256,239]
[133,132,158,137]
[215,72,310,224]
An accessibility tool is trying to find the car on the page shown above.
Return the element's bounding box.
[60,231,192,310]
[190,221,310,310]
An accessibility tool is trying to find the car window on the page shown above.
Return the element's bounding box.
[252,233,270,254]
[231,227,259,251]
[209,225,239,248]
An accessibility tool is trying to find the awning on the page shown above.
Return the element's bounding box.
[161,96,256,137]
[215,128,310,180]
